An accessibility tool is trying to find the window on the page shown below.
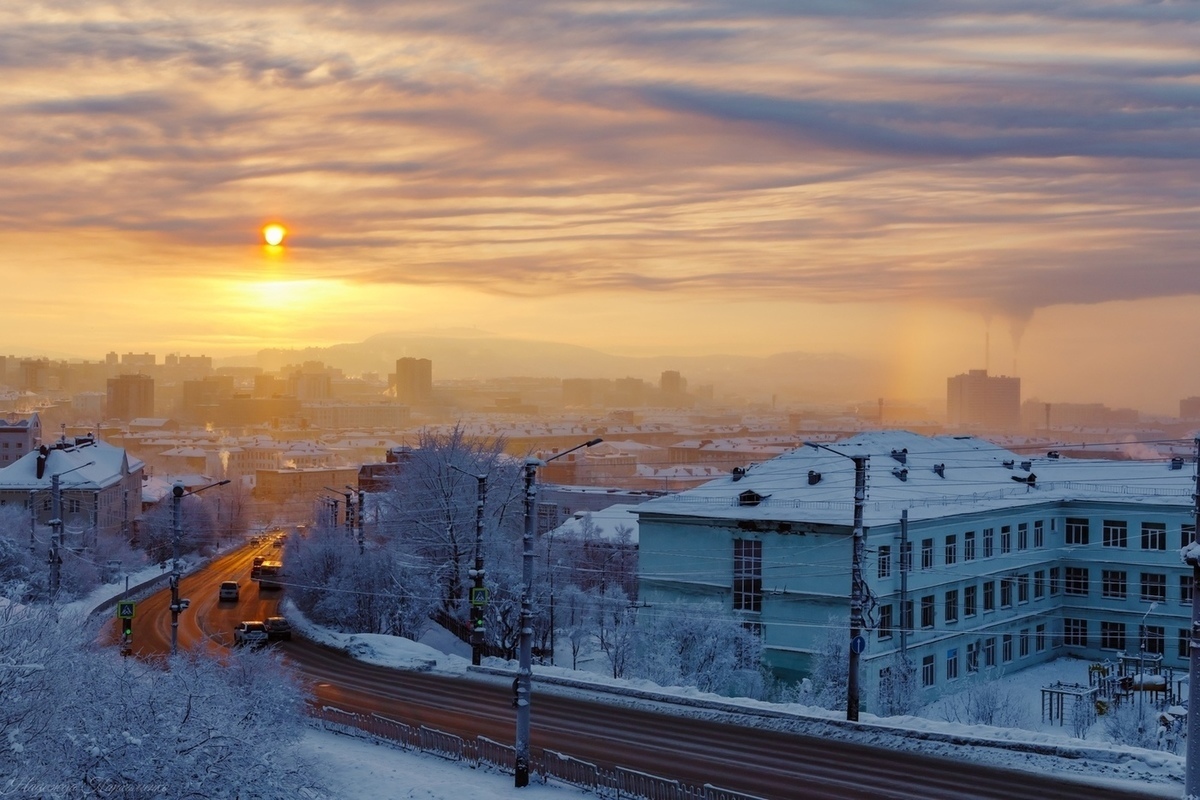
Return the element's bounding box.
[983,580,995,612]
[945,534,957,566]
[732,539,762,612]
[878,604,893,640]
[964,584,977,617]
[1017,573,1029,604]
[1064,567,1089,596]
[902,600,914,633]
[1103,520,1128,548]
[983,528,994,558]
[1142,522,1166,551]
[921,595,935,629]
[921,538,934,570]
[1000,526,1012,554]
[1017,523,1028,551]
[1182,575,1193,606]
[964,531,976,561]
[946,648,959,681]
[68,498,81,514]
[1035,624,1046,653]
[922,655,935,687]
[966,641,979,673]
[1180,629,1191,660]
[1066,518,1089,545]
[944,589,958,623]
[1000,576,1013,608]
[1183,524,1197,550]
[1141,572,1167,603]
[1050,567,1061,596]
[1002,634,1014,663]
[1102,569,1127,599]
[901,541,913,573]
[1100,621,1125,651]
[1019,629,1030,658]
[1144,625,1165,657]
[878,545,892,579]
[983,637,996,668]
[1064,618,1088,647]
[1034,520,1044,549]
[1034,570,1045,600]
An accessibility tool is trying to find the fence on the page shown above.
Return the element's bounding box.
[310,704,766,800]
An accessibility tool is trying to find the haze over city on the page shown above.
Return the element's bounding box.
[4,3,1199,414]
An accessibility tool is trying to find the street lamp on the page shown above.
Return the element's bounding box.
[806,442,869,722]
[170,479,230,656]
[515,437,602,788]
[449,464,488,667]
[1137,600,1160,732]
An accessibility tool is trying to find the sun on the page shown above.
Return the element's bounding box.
[263,224,287,246]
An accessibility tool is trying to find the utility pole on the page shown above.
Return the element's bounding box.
[847,454,869,722]
[28,489,36,553]
[356,487,365,553]
[467,473,487,666]
[169,479,228,656]
[899,509,909,661]
[1185,435,1200,799]
[515,437,601,788]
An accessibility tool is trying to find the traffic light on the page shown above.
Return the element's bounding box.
[122,617,132,637]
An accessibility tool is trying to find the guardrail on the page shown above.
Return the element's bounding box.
[309,704,766,800]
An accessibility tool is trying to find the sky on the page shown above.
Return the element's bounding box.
[4,2,1200,412]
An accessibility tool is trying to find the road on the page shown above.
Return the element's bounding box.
[124,542,1163,800]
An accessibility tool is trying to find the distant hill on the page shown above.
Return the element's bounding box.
[220,331,884,404]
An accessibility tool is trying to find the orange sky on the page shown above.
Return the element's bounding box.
[2,3,1198,414]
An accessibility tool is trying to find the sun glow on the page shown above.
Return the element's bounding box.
[263,224,287,246]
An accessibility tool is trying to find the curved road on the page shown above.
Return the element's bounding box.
[120,544,1162,800]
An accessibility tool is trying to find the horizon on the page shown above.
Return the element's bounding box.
[3,4,1198,415]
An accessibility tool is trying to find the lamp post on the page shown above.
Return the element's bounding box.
[1184,436,1200,799]
[348,485,365,553]
[170,478,230,656]
[806,442,869,722]
[46,460,94,599]
[1137,600,1159,732]
[515,437,602,788]
[449,465,488,666]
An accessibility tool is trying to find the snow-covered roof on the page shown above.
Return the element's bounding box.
[638,430,1194,527]
[0,438,143,491]
[548,504,641,545]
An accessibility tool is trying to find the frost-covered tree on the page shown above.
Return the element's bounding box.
[629,601,765,697]
[876,652,920,717]
[594,585,637,679]
[939,674,1028,728]
[556,584,596,670]
[1102,700,1159,749]
[0,604,323,798]
[810,615,849,711]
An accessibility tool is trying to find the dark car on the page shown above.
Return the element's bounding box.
[263,616,292,641]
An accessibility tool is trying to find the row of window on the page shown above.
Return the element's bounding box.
[877,570,1057,638]
[908,624,1050,689]
[877,518,1192,581]
[1062,618,1183,657]
[1065,518,1191,550]
[1065,567,1177,603]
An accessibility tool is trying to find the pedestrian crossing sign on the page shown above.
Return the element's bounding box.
[117,602,135,619]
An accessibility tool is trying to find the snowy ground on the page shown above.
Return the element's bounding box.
[75,566,1187,799]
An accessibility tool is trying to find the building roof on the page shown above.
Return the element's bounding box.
[0,438,144,492]
[637,430,1194,527]
[548,503,641,545]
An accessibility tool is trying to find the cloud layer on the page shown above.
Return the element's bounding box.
[2,1,1198,328]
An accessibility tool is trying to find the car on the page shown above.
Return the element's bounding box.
[232,621,269,647]
[249,535,262,545]
[271,537,283,548]
[218,580,239,602]
[263,616,292,641]
[253,555,265,567]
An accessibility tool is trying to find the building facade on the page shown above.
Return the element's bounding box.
[107,373,155,421]
[947,369,1020,431]
[636,431,1194,709]
[395,358,433,405]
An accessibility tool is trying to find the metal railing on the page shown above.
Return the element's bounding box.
[309,704,765,800]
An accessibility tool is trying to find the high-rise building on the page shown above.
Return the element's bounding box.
[946,369,1020,431]
[0,412,40,468]
[106,374,155,421]
[395,358,433,404]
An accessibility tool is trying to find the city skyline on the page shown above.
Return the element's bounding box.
[3,4,1199,414]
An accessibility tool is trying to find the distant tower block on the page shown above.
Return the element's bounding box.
[395,358,433,404]
[947,369,1020,431]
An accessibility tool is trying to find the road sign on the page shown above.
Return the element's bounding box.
[470,587,489,606]
[850,634,867,655]
[117,602,135,619]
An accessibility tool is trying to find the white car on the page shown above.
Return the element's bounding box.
[233,621,269,647]
[218,581,239,602]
